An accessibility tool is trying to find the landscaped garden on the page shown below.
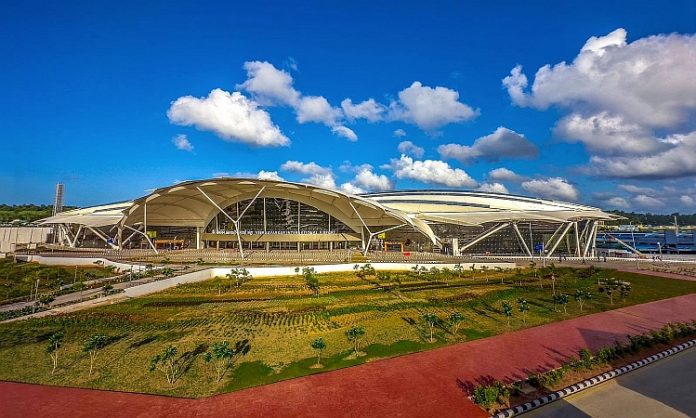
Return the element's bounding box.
[0,258,115,302]
[0,263,695,397]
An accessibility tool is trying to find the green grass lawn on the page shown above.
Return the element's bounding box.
[0,259,114,301]
[0,266,694,397]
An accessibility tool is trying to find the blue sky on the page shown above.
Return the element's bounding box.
[2,1,696,212]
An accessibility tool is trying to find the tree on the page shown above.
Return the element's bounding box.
[449,312,465,335]
[481,265,489,283]
[501,301,513,327]
[47,332,64,375]
[37,294,55,308]
[548,273,557,296]
[226,268,252,289]
[470,264,477,280]
[83,271,97,282]
[454,263,464,278]
[150,345,180,386]
[422,313,438,343]
[598,278,631,305]
[553,293,570,314]
[346,325,366,354]
[529,260,541,287]
[517,298,530,325]
[311,338,326,367]
[574,289,593,312]
[302,267,320,296]
[72,281,86,302]
[161,268,174,278]
[355,264,376,280]
[83,335,109,376]
[513,268,524,286]
[203,341,249,382]
[101,284,114,297]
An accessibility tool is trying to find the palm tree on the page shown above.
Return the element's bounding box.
[449,312,465,335]
[311,338,326,367]
[574,288,593,312]
[517,298,529,325]
[501,301,513,327]
[346,325,366,355]
[422,313,439,342]
[47,332,64,375]
[84,335,109,376]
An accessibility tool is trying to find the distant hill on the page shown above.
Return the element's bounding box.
[0,204,76,224]
[607,210,696,227]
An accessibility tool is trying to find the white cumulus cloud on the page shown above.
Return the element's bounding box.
[397,140,425,158]
[280,160,336,189]
[503,29,696,128]
[385,155,477,188]
[257,170,284,181]
[488,167,525,183]
[438,127,538,163]
[167,89,289,147]
[172,134,194,152]
[237,61,300,106]
[331,125,358,142]
[477,182,509,194]
[388,82,478,131]
[521,177,579,201]
[341,98,386,122]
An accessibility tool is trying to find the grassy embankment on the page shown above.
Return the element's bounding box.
[0,266,694,397]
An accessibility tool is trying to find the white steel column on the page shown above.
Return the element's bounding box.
[347,200,407,256]
[574,222,581,257]
[459,223,510,253]
[196,227,201,250]
[123,224,158,254]
[546,222,573,258]
[196,185,266,259]
[582,221,597,258]
[512,223,532,256]
[544,223,565,250]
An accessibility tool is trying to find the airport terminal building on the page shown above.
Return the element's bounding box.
[38,178,618,259]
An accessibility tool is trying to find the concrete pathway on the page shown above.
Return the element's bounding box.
[525,345,696,418]
[2,293,696,418]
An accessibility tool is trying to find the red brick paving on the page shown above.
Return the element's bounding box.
[3,293,696,418]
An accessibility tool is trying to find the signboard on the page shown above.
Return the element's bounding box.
[377,233,386,239]
[534,243,544,253]
[146,231,157,238]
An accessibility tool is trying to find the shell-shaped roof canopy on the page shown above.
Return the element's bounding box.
[361,190,621,226]
[119,178,439,244]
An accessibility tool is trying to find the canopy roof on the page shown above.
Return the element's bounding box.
[39,202,132,228]
[39,181,619,244]
[362,190,620,226]
[119,178,439,243]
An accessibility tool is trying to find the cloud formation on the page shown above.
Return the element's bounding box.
[488,167,525,183]
[172,134,194,152]
[238,61,355,142]
[397,140,425,158]
[167,89,289,147]
[280,160,336,189]
[521,177,579,201]
[477,182,509,194]
[388,82,479,130]
[504,28,696,180]
[385,155,477,188]
[438,127,538,163]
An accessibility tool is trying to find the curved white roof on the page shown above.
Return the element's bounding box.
[39,182,618,244]
[361,190,619,226]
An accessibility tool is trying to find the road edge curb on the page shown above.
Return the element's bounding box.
[491,338,696,417]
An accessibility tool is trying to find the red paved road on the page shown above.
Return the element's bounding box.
[3,293,696,418]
